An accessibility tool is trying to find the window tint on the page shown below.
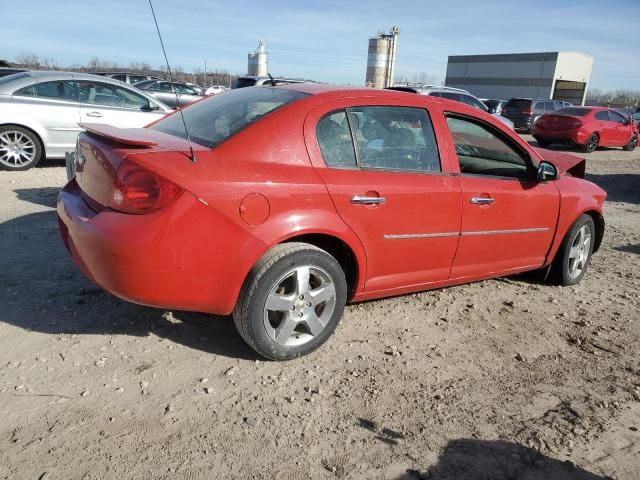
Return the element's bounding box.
[15,80,78,102]
[534,102,545,110]
[130,75,148,84]
[174,83,196,95]
[232,78,257,88]
[544,102,555,111]
[159,82,173,92]
[555,107,590,116]
[348,106,440,172]
[446,116,529,179]
[112,74,126,82]
[316,111,357,168]
[460,94,488,111]
[608,110,626,123]
[77,81,149,109]
[428,92,442,97]
[504,99,532,110]
[151,87,307,148]
[440,92,462,102]
[594,111,610,121]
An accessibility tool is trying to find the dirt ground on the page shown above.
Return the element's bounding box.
[0,137,639,480]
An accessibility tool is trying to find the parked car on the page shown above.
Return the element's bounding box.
[133,79,204,108]
[204,85,228,95]
[388,86,514,129]
[92,72,163,85]
[532,106,638,152]
[559,101,574,108]
[0,67,26,78]
[232,76,309,88]
[501,98,565,132]
[481,99,508,115]
[0,71,172,170]
[58,85,606,360]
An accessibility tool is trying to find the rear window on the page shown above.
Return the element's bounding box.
[555,107,591,117]
[232,78,257,89]
[504,99,532,109]
[151,87,307,148]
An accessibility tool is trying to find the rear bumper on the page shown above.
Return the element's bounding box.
[531,127,588,145]
[506,117,533,131]
[57,180,264,315]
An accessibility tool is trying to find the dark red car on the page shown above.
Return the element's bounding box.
[58,85,606,360]
[532,106,638,152]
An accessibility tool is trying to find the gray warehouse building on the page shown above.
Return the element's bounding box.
[445,51,593,105]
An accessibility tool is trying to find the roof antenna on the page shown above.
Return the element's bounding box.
[267,72,276,87]
[148,0,197,162]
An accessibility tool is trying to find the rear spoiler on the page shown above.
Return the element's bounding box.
[79,123,158,147]
[385,87,420,94]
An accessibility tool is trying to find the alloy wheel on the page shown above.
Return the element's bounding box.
[585,135,598,152]
[263,265,337,347]
[567,225,592,279]
[0,130,37,168]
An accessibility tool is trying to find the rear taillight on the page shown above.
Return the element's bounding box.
[569,120,583,129]
[109,160,183,214]
[523,108,534,115]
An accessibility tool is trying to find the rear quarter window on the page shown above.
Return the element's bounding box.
[151,87,307,148]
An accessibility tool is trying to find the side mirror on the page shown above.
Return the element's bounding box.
[537,161,558,182]
[623,118,631,125]
[141,101,159,112]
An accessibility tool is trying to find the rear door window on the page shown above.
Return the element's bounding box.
[112,74,127,82]
[14,80,78,102]
[608,111,626,124]
[347,106,440,172]
[151,87,307,147]
[440,92,462,102]
[594,111,610,121]
[460,94,487,111]
[316,111,357,168]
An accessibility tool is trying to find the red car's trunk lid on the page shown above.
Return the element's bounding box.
[535,114,582,130]
[74,123,203,210]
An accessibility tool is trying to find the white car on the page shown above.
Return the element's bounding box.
[204,85,228,96]
[0,71,172,170]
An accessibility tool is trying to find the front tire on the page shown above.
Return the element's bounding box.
[548,215,595,286]
[0,125,43,170]
[581,133,599,153]
[233,242,347,360]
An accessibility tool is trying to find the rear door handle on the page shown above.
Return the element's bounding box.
[351,195,385,205]
[86,111,103,118]
[470,197,495,205]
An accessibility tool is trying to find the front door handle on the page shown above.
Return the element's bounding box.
[470,197,495,205]
[86,111,103,118]
[351,195,385,205]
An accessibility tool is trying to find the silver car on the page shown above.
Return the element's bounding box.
[0,71,171,170]
[133,80,203,108]
[388,85,515,130]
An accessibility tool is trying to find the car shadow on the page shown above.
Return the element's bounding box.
[396,438,607,480]
[38,157,66,168]
[14,187,61,209]
[585,173,640,205]
[0,209,259,361]
[614,243,640,256]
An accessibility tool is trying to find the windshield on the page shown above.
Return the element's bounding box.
[554,107,591,117]
[151,87,307,148]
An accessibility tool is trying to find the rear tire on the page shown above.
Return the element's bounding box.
[233,242,347,360]
[580,133,599,153]
[547,215,595,286]
[622,135,637,151]
[0,125,43,171]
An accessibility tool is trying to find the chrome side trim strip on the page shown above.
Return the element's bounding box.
[461,227,549,236]
[384,232,459,239]
[383,227,549,240]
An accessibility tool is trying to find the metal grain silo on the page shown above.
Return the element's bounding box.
[365,26,399,88]
[248,39,268,77]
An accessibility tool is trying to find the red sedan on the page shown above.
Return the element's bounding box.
[58,85,606,360]
[532,106,638,153]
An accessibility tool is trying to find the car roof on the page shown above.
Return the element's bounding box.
[274,83,425,98]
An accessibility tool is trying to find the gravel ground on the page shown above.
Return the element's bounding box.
[0,138,639,480]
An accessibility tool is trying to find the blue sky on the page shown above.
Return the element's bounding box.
[1,0,639,90]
